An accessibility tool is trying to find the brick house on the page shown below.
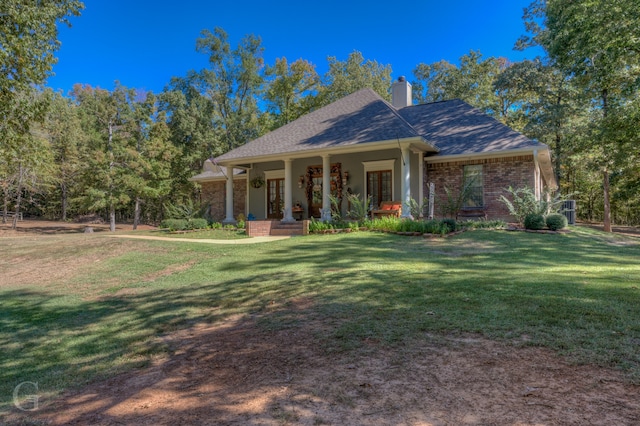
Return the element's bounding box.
[191,77,556,225]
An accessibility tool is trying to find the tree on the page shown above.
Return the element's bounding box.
[72,83,138,232]
[519,0,640,231]
[41,90,86,220]
[494,59,586,189]
[413,51,509,121]
[0,0,84,151]
[264,57,320,129]
[127,92,176,229]
[319,51,392,106]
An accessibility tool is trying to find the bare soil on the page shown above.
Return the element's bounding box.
[4,220,640,425]
[0,218,156,236]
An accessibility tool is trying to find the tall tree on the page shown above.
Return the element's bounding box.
[264,57,320,129]
[519,0,640,231]
[319,51,392,105]
[0,0,84,151]
[194,26,265,153]
[42,90,85,220]
[413,50,509,121]
[127,92,176,229]
[72,83,137,232]
[494,59,585,188]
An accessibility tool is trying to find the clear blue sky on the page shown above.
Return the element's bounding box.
[48,0,541,95]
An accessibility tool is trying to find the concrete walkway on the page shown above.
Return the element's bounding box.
[105,234,291,244]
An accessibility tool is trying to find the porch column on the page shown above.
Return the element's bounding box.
[417,151,424,217]
[322,154,331,221]
[282,158,295,222]
[223,166,236,224]
[401,146,412,219]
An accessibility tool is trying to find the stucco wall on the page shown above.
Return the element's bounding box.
[425,155,536,220]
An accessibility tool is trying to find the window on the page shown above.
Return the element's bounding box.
[362,159,395,209]
[367,170,392,209]
[463,164,483,208]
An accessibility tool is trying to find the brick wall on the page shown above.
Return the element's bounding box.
[425,155,535,220]
[200,179,246,222]
[246,220,274,237]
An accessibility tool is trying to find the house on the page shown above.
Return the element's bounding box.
[191,77,556,231]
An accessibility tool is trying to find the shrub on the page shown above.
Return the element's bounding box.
[546,213,568,231]
[160,219,188,231]
[461,219,507,230]
[441,218,457,233]
[188,218,209,230]
[346,193,371,221]
[524,213,545,230]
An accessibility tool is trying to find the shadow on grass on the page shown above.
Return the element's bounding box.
[2,229,639,420]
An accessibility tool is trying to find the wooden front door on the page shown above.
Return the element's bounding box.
[267,178,284,219]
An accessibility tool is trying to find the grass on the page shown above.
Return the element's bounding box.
[1,226,639,414]
[124,228,249,239]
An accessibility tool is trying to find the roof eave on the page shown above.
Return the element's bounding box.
[215,136,438,166]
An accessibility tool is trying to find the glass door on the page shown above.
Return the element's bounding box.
[267,178,284,219]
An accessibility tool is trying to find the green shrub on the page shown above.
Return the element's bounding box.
[441,218,457,233]
[546,213,568,231]
[188,218,209,230]
[160,219,188,231]
[460,219,507,230]
[524,213,545,230]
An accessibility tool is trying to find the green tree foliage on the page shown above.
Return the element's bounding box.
[264,57,320,129]
[413,51,509,121]
[0,0,84,151]
[41,90,85,220]
[519,0,640,231]
[318,51,392,106]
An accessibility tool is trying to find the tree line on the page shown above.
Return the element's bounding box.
[2,0,639,230]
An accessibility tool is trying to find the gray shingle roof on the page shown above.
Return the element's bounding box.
[214,88,547,163]
[215,89,424,162]
[397,99,543,156]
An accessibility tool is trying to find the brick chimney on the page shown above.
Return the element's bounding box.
[391,76,412,109]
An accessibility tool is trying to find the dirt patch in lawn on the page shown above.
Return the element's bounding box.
[10,310,640,426]
[0,218,157,236]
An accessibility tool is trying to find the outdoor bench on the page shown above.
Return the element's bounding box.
[371,201,402,219]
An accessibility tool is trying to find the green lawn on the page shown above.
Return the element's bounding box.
[1,226,639,413]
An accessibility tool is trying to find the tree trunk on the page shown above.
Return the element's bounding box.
[133,197,141,230]
[109,203,116,232]
[61,182,68,221]
[603,169,612,232]
[2,186,8,224]
[12,164,24,230]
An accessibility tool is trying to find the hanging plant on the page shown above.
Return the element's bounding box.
[250,175,265,188]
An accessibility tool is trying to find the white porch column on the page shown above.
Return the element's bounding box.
[282,159,295,222]
[322,154,331,221]
[401,146,412,219]
[417,151,424,217]
[223,166,236,224]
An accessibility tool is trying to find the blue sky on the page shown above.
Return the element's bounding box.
[48,0,542,95]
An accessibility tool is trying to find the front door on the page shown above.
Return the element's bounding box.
[267,178,284,219]
[306,163,343,219]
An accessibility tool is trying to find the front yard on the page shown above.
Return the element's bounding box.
[1,226,639,424]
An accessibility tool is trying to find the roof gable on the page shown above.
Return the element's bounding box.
[215,89,425,162]
[397,99,541,156]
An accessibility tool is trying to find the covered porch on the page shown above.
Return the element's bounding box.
[216,142,432,226]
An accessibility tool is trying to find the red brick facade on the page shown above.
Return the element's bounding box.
[425,155,536,220]
[200,180,246,222]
